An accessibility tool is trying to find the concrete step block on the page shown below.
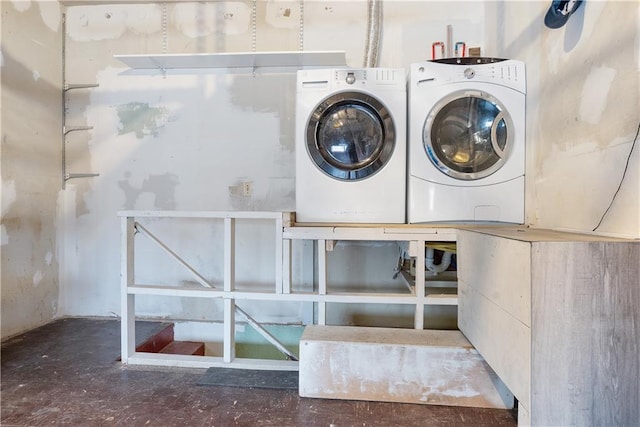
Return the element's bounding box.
[299,325,514,409]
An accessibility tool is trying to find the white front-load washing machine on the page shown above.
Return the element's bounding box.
[296,68,406,223]
[408,58,526,223]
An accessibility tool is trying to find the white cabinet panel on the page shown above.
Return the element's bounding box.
[458,279,531,405]
[458,230,531,327]
[458,228,640,426]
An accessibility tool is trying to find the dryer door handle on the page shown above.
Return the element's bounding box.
[490,111,506,159]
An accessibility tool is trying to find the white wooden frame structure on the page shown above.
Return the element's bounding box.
[120,210,296,370]
[283,226,459,330]
[119,211,458,370]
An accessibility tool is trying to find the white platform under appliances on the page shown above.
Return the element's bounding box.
[408,58,526,223]
[296,68,406,223]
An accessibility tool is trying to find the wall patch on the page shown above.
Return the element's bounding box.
[579,66,616,125]
[119,173,180,210]
[116,102,169,139]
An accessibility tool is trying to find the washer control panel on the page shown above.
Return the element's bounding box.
[333,69,404,87]
[345,72,356,84]
[335,69,367,85]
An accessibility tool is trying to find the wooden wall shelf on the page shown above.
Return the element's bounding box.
[114,51,347,71]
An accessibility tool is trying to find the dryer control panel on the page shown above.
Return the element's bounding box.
[413,60,526,94]
[455,64,522,86]
[451,60,525,93]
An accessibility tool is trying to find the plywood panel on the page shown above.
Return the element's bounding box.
[530,241,640,426]
[458,280,530,406]
[461,226,633,243]
[457,230,531,326]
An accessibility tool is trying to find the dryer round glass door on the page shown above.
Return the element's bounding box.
[306,91,395,181]
[423,90,514,180]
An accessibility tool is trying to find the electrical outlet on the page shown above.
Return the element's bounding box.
[242,181,252,197]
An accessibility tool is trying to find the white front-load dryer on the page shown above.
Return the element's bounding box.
[408,58,526,223]
[296,68,406,223]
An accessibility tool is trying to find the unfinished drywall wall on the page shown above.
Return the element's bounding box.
[60,1,483,324]
[1,0,63,339]
[485,1,639,238]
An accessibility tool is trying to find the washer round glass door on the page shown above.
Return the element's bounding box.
[423,90,514,180]
[306,91,395,181]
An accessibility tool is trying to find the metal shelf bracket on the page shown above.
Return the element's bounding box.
[62,83,99,189]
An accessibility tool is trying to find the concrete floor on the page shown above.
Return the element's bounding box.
[1,318,518,426]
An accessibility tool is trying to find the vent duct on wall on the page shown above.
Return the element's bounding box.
[363,0,382,68]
